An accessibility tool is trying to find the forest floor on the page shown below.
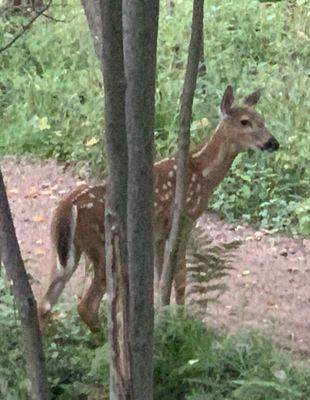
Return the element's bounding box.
[3,158,310,355]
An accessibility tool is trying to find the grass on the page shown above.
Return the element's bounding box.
[0,0,309,234]
[1,276,310,400]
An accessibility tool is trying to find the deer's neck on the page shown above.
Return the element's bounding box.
[187,125,239,217]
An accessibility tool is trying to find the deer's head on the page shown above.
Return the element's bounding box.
[219,86,279,153]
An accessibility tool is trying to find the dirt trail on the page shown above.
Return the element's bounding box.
[2,158,309,354]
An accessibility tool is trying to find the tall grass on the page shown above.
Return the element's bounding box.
[1,275,310,399]
[0,0,309,233]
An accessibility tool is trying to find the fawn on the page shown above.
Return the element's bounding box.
[38,86,279,331]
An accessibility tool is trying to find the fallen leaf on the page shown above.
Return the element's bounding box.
[51,184,58,191]
[34,248,46,256]
[32,214,46,223]
[7,188,19,196]
[40,189,53,196]
[85,137,100,147]
[297,30,310,42]
[272,369,287,382]
[36,239,43,245]
[38,116,51,131]
[25,186,38,198]
[41,181,51,189]
[191,117,209,131]
[188,359,199,365]
[241,270,251,276]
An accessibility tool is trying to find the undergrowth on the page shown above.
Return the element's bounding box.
[1,277,310,400]
[0,0,309,233]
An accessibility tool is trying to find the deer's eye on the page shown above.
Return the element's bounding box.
[241,119,251,127]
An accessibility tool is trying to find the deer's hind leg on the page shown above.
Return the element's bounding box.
[77,246,106,332]
[38,244,82,328]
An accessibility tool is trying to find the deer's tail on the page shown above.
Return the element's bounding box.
[51,201,78,274]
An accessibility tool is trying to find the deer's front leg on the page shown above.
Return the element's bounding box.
[154,238,165,294]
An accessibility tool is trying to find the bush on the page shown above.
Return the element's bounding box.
[0,0,309,232]
[1,274,310,399]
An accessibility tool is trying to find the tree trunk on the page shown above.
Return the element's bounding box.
[81,1,131,398]
[123,0,159,398]
[82,1,159,397]
[0,169,50,400]
[160,0,204,305]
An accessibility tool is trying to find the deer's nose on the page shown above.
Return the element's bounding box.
[264,137,279,152]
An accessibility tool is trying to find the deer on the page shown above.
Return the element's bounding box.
[37,86,279,332]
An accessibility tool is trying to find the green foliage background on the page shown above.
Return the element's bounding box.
[0,0,309,233]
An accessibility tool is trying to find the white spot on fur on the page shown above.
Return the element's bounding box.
[163,184,167,190]
[56,257,63,272]
[89,193,95,199]
[173,165,177,171]
[202,167,211,177]
[191,174,197,182]
[155,188,159,194]
[99,199,104,203]
[80,202,94,209]
[164,193,170,200]
[186,197,191,203]
[154,202,158,207]
[196,183,201,193]
[167,181,172,187]
[44,301,51,312]
[196,195,202,206]
[168,171,174,178]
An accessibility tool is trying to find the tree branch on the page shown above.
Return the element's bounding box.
[0,0,52,53]
[160,0,204,305]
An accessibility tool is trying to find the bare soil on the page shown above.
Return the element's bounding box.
[2,159,309,354]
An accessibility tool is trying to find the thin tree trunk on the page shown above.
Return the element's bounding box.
[81,1,131,398]
[0,169,50,400]
[167,0,175,16]
[80,0,102,60]
[160,0,204,306]
[123,0,159,398]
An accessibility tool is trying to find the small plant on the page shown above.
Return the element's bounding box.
[186,225,239,312]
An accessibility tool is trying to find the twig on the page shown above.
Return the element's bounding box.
[41,11,75,23]
[0,0,52,53]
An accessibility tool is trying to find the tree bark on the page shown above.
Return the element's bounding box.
[81,1,131,398]
[160,0,204,305]
[80,0,102,60]
[0,169,50,400]
[123,1,159,398]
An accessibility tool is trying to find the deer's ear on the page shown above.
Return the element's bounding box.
[244,89,261,106]
[220,85,234,117]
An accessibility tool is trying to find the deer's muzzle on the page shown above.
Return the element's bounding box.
[263,137,279,152]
